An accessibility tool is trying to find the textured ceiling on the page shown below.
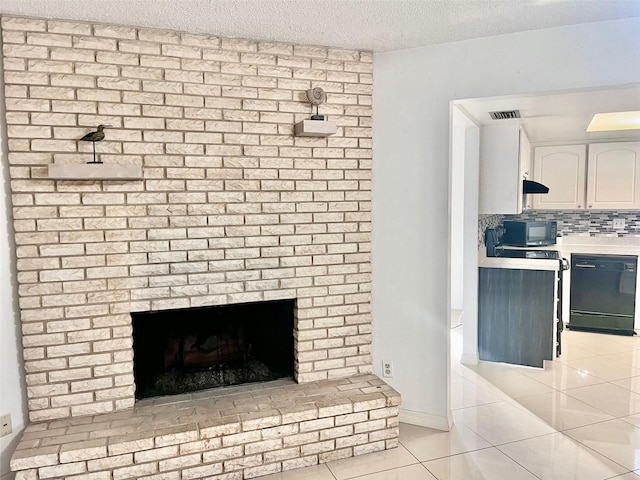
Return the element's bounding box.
[1,0,639,52]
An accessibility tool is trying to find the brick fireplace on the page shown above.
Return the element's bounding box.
[3,14,400,479]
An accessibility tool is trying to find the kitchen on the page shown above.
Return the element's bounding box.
[457,86,640,369]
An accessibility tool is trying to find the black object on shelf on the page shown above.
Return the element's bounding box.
[485,228,499,257]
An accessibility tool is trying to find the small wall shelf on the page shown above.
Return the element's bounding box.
[294,120,337,137]
[48,163,143,180]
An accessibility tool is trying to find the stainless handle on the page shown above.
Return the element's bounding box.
[575,263,596,268]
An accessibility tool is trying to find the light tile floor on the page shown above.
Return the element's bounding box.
[261,326,640,479]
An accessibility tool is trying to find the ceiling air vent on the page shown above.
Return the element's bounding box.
[489,110,521,120]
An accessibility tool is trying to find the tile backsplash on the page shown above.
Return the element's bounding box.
[504,210,640,237]
[478,210,640,247]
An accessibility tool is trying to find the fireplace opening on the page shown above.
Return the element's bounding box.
[132,299,295,400]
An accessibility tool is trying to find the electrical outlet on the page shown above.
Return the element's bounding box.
[0,414,12,438]
[613,219,626,229]
[382,359,394,378]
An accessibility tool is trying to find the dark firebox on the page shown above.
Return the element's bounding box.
[132,299,295,400]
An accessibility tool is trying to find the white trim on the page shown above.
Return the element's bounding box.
[399,408,452,431]
[461,353,479,366]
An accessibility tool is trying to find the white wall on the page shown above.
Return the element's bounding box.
[0,44,26,479]
[372,17,640,429]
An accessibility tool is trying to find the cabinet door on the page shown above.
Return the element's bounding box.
[587,142,640,210]
[532,145,586,210]
[479,124,523,214]
[478,267,555,367]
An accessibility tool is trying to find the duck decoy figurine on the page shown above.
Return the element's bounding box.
[79,124,112,164]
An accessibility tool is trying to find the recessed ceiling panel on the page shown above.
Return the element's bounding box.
[457,86,640,144]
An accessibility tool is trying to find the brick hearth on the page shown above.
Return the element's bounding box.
[11,376,400,479]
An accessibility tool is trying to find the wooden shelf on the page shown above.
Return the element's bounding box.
[294,120,337,137]
[48,163,143,180]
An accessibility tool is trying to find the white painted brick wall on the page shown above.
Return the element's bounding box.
[2,14,373,422]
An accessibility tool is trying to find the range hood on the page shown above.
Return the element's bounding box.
[523,179,549,194]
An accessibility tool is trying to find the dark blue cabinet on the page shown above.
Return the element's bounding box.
[479,267,555,367]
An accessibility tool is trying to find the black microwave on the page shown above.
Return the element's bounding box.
[502,221,557,247]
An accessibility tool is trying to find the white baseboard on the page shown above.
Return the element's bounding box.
[461,353,479,365]
[399,408,452,431]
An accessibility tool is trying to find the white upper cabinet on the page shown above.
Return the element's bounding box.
[586,142,640,210]
[532,145,586,210]
[531,142,640,211]
[479,124,530,214]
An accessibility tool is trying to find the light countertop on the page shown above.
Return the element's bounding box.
[478,251,560,271]
[517,236,640,257]
[478,247,560,270]
[556,238,640,257]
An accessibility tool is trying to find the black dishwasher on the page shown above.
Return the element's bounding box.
[569,253,637,335]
